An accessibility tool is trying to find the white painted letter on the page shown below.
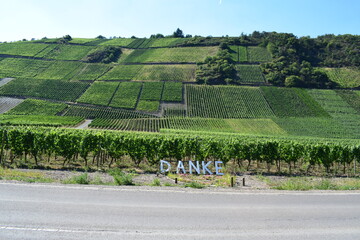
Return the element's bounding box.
[215,161,224,176]
[189,161,200,174]
[160,160,171,173]
[177,161,186,174]
[202,161,213,175]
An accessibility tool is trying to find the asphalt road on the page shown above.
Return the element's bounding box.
[1,183,360,240]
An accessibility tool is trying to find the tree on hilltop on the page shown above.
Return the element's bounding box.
[173,28,184,38]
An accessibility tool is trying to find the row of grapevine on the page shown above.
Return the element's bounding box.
[273,117,356,139]
[110,82,142,109]
[99,38,188,48]
[5,99,67,116]
[229,46,272,62]
[77,81,119,106]
[63,105,154,119]
[308,89,360,136]
[0,58,108,81]
[0,115,83,127]
[260,87,324,117]
[0,78,89,102]
[100,64,196,82]
[35,44,94,61]
[229,46,247,62]
[320,67,360,88]
[0,58,52,79]
[90,117,285,136]
[236,65,265,83]
[186,85,274,118]
[0,42,49,57]
[1,127,359,175]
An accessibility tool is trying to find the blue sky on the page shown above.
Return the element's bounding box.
[0,0,359,42]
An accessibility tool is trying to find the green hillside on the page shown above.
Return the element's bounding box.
[0,35,359,143]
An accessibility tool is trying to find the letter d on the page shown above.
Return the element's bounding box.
[160,160,171,173]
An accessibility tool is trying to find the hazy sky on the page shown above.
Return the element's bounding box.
[0,0,359,42]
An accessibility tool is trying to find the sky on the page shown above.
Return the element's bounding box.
[0,0,359,42]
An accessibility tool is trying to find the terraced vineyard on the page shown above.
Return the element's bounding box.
[99,64,196,81]
[0,42,49,56]
[236,65,265,83]
[77,81,118,106]
[90,117,286,135]
[63,105,153,119]
[123,47,218,63]
[0,78,89,102]
[320,68,360,88]
[186,85,274,118]
[109,82,142,109]
[0,38,359,144]
[0,115,83,127]
[5,99,67,115]
[260,87,330,118]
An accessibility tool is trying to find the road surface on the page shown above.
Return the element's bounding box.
[1,182,360,240]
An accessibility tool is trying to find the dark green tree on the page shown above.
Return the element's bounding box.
[173,28,184,38]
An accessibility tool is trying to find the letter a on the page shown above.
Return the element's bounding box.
[177,161,186,174]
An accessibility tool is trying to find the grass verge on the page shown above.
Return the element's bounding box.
[0,168,53,183]
[257,175,360,190]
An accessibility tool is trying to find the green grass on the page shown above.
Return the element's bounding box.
[123,47,218,63]
[147,38,188,48]
[108,169,134,185]
[247,46,272,62]
[258,176,360,191]
[140,82,164,101]
[99,38,135,46]
[261,87,320,117]
[63,173,90,184]
[71,63,111,80]
[99,65,143,80]
[36,61,83,80]
[69,38,97,44]
[136,100,160,112]
[236,64,265,83]
[0,42,49,57]
[77,81,119,106]
[136,65,196,82]
[0,168,53,183]
[5,99,67,115]
[109,82,142,109]
[0,78,89,102]
[186,85,275,118]
[162,82,183,102]
[320,67,360,88]
[42,44,94,60]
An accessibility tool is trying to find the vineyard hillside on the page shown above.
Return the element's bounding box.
[0,37,359,142]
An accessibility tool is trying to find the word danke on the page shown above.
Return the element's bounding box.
[160,160,224,176]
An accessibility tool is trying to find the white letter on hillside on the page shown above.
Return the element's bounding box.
[189,161,200,174]
[160,160,171,173]
[177,161,186,174]
[215,161,224,176]
[202,161,213,175]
